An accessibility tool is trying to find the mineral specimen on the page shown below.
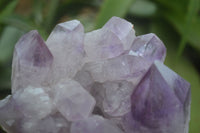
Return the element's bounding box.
[0,16,190,133]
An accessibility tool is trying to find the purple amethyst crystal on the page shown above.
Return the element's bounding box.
[128,33,166,61]
[11,30,53,92]
[122,61,190,133]
[46,20,84,82]
[0,16,190,133]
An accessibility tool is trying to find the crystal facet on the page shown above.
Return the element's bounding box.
[91,80,134,117]
[103,16,136,50]
[53,79,96,121]
[128,33,166,61]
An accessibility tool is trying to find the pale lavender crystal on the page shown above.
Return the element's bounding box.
[12,30,53,92]
[12,86,53,119]
[53,79,96,121]
[84,29,124,61]
[19,112,69,133]
[91,80,134,117]
[78,33,166,118]
[84,17,135,61]
[122,61,190,133]
[74,70,94,91]
[0,95,23,133]
[82,33,166,83]
[128,33,166,61]
[82,55,152,83]
[103,16,136,50]
[70,115,123,133]
[46,20,84,81]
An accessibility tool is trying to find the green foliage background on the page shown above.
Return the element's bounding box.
[0,0,199,132]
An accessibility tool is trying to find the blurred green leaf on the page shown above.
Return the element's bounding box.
[95,0,134,28]
[0,26,23,64]
[177,0,200,56]
[32,0,44,25]
[129,0,157,17]
[44,0,59,32]
[0,66,11,91]
[154,0,200,55]
[154,0,188,14]
[0,0,18,20]
[0,15,33,31]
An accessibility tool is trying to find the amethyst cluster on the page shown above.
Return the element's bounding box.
[0,17,191,133]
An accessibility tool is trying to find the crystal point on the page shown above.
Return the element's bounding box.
[103,16,136,50]
[123,61,191,133]
[84,29,124,61]
[46,20,84,81]
[129,33,166,61]
[12,30,53,92]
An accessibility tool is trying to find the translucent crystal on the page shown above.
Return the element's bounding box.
[12,30,53,92]
[0,95,23,133]
[71,115,123,133]
[82,55,152,83]
[46,20,84,82]
[20,112,69,133]
[91,80,134,117]
[103,16,136,50]
[84,29,124,61]
[128,33,166,61]
[122,61,191,133]
[84,16,135,61]
[12,86,53,119]
[53,79,96,121]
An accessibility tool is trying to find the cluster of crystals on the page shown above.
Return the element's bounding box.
[0,17,190,133]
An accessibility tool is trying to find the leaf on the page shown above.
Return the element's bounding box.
[95,0,134,28]
[32,0,45,25]
[129,0,157,17]
[0,26,23,64]
[0,66,11,91]
[177,0,200,56]
[0,15,33,31]
[0,0,18,20]
[44,0,59,32]
[153,0,200,54]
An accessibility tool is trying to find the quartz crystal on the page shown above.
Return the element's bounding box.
[122,61,191,133]
[103,16,136,50]
[46,20,84,82]
[0,16,190,133]
[11,30,53,93]
[91,80,134,117]
[53,79,96,121]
